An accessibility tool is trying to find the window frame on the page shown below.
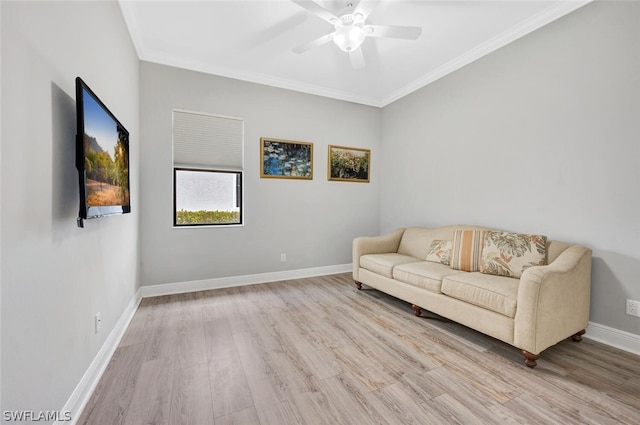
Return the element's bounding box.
[172,167,244,228]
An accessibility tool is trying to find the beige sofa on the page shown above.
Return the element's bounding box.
[352,225,592,368]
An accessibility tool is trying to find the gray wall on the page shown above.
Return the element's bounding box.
[1,0,139,415]
[139,62,381,286]
[380,1,640,335]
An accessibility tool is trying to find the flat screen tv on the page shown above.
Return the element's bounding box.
[76,77,130,224]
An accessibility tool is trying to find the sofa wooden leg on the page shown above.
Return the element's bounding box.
[521,350,541,368]
[354,281,362,290]
[571,329,586,342]
[412,304,422,317]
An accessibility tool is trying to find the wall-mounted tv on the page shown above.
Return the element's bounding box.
[76,77,130,224]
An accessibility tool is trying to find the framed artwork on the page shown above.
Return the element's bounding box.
[260,138,313,179]
[328,145,370,183]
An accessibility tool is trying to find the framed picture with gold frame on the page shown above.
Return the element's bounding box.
[260,138,313,179]
[327,145,370,183]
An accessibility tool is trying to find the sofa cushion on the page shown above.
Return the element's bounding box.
[393,261,464,293]
[480,231,547,278]
[360,253,421,279]
[397,227,434,259]
[441,272,519,318]
[450,230,486,272]
[426,240,453,265]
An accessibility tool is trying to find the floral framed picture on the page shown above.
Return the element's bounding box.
[260,138,313,179]
[327,145,370,183]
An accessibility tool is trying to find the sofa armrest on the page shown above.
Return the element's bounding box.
[514,245,592,354]
[352,228,406,280]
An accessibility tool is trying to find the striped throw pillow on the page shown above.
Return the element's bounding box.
[450,230,486,272]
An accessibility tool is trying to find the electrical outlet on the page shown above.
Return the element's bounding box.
[95,312,103,333]
[280,253,287,262]
[626,299,640,318]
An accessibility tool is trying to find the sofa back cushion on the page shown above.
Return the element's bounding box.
[396,226,571,271]
[397,225,491,260]
[397,227,434,259]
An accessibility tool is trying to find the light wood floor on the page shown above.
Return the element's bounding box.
[78,273,640,425]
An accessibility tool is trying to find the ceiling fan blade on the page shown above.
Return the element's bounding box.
[349,48,366,69]
[364,24,422,40]
[290,0,340,25]
[353,0,380,20]
[292,32,334,54]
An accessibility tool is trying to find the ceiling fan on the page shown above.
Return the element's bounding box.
[290,0,422,69]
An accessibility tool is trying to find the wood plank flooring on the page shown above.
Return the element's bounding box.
[78,273,640,425]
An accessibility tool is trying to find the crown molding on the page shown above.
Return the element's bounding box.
[138,52,384,107]
[120,0,592,109]
[381,0,593,107]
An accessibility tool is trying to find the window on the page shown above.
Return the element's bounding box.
[173,110,243,226]
[174,168,241,225]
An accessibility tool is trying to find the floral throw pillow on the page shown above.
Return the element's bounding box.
[426,240,453,266]
[480,231,547,278]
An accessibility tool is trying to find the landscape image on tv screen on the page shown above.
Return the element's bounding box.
[82,88,129,208]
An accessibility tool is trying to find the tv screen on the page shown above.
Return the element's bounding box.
[76,77,130,221]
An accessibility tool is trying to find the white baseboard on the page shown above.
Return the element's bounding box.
[585,321,640,356]
[139,263,352,298]
[58,290,142,425]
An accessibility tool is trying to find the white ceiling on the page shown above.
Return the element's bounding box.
[119,0,589,107]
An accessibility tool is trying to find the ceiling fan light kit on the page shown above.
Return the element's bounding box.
[333,23,366,52]
[291,0,422,67]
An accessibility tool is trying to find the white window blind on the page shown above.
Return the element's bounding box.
[173,110,243,169]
